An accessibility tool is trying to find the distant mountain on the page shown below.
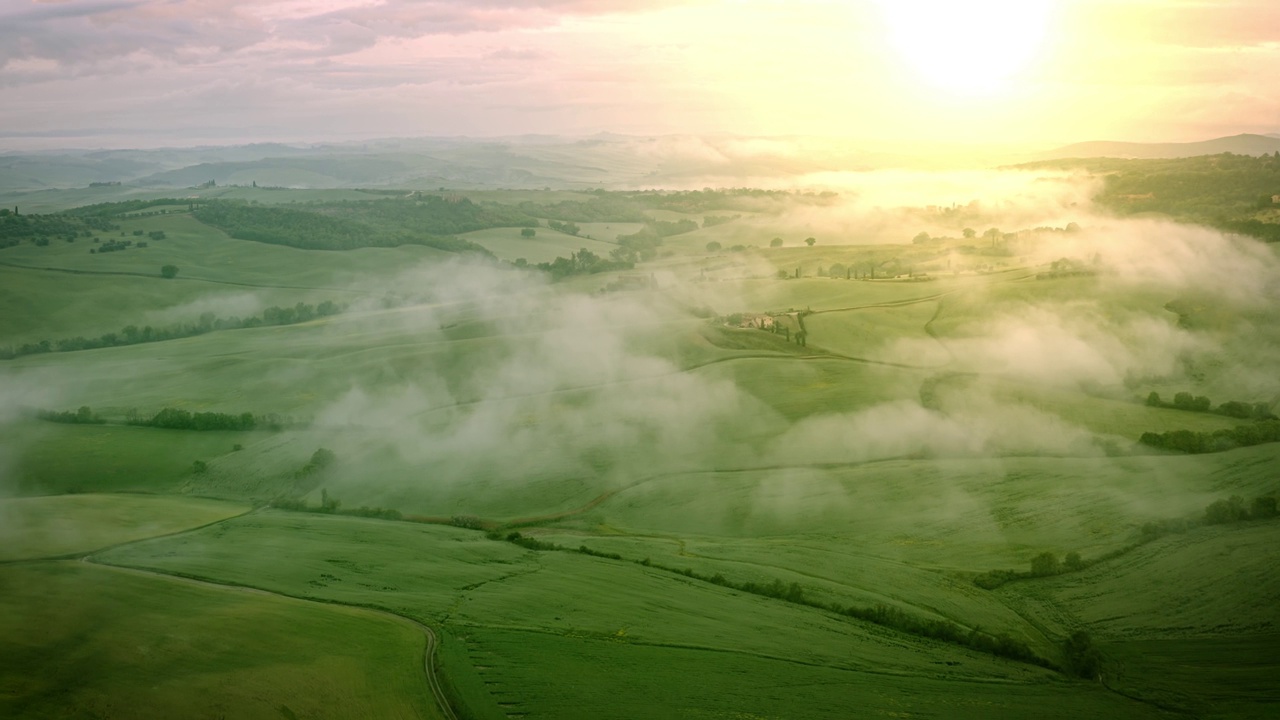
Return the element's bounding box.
[1038,133,1280,160]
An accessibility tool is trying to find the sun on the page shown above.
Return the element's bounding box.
[876,0,1055,96]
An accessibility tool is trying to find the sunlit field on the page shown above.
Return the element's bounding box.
[3,149,1279,719]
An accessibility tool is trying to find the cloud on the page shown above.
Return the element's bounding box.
[0,0,701,72]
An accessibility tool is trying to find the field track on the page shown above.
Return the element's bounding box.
[77,542,458,720]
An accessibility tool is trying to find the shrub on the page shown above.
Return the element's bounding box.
[1251,496,1278,519]
[1204,495,1246,524]
[1030,552,1060,576]
[1063,631,1102,678]
[160,264,179,278]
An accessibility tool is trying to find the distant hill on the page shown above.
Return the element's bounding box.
[1038,133,1280,160]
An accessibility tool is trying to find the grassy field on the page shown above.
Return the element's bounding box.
[0,494,247,560]
[459,226,618,263]
[0,561,441,720]
[96,510,1167,720]
[3,182,1278,718]
[6,422,271,496]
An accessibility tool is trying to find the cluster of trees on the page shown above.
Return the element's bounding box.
[190,200,496,255]
[973,550,1090,589]
[68,199,192,217]
[547,220,580,235]
[297,448,336,478]
[1062,632,1102,678]
[1145,391,1274,419]
[27,406,105,425]
[1138,420,1280,453]
[647,218,699,237]
[0,209,117,249]
[1036,256,1097,279]
[91,238,139,254]
[614,226,664,261]
[1204,494,1278,524]
[701,214,739,227]
[1029,153,1280,242]
[534,248,632,279]
[1,300,344,359]
[127,407,265,431]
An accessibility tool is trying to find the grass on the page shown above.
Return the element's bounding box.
[0,212,449,290]
[0,493,246,561]
[0,561,441,719]
[97,510,1160,720]
[5,421,270,496]
[1000,519,1280,640]
[4,183,1279,718]
[459,226,618,264]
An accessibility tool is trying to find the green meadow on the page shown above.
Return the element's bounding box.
[2,185,1277,718]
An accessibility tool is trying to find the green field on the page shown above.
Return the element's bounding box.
[3,181,1277,718]
[0,562,442,720]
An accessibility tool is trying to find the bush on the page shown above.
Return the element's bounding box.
[1251,496,1278,519]
[160,264,179,278]
[1030,552,1060,576]
[1063,631,1102,678]
[192,460,208,474]
[1204,495,1247,524]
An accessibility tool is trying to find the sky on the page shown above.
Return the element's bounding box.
[1,0,1278,150]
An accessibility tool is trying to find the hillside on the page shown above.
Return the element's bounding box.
[1038,133,1280,161]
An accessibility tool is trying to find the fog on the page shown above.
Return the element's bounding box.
[4,164,1280,523]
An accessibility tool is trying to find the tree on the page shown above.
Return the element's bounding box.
[805,237,816,247]
[161,264,179,279]
[1145,391,1163,407]
[706,241,722,251]
[1204,495,1246,524]
[1064,551,1083,570]
[962,227,976,238]
[912,231,931,244]
[520,228,536,238]
[192,460,208,474]
[1030,552,1060,576]
[770,237,783,248]
[1062,631,1102,678]
[1251,496,1278,519]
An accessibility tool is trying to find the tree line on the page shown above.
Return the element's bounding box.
[1145,391,1274,419]
[1,300,344,359]
[28,405,289,431]
[533,247,633,279]
[492,530,1056,671]
[0,209,118,249]
[1139,420,1280,453]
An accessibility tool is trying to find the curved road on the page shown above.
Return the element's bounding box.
[81,556,458,720]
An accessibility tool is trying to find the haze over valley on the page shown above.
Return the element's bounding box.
[3,1,1280,718]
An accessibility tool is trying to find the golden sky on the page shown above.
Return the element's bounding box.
[2,0,1277,149]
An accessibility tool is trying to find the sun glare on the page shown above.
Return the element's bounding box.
[877,0,1054,96]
